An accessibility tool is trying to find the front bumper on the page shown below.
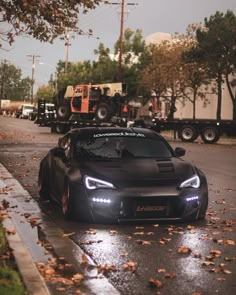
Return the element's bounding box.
[85,185,208,223]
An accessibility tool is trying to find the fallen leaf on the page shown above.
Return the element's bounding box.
[177,246,192,254]
[149,278,163,288]
[165,272,176,279]
[72,273,84,284]
[136,240,151,245]
[123,261,137,272]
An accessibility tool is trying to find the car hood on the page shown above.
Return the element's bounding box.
[81,158,195,188]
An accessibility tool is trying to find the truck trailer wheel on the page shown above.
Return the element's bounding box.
[178,125,198,142]
[200,126,220,144]
[56,102,71,120]
[95,103,111,122]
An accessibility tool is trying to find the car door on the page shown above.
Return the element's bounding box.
[50,134,72,201]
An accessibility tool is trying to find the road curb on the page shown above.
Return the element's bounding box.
[0,166,50,295]
[2,217,51,295]
[0,163,120,295]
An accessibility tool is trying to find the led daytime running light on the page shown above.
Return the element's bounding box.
[85,176,114,190]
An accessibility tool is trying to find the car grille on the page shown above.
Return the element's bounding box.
[120,196,185,219]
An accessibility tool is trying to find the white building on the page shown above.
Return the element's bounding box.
[145,32,234,120]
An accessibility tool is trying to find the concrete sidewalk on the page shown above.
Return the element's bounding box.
[0,172,51,295]
[0,164,120,295]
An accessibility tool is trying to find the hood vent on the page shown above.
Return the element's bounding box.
[157,160,174,173]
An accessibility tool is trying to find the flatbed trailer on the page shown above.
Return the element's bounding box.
[134,118,236,144]
[35,113,128,134]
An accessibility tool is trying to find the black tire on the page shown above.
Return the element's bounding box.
[178,125,198,142]
[56,102,71,120]
[200,126,220,144]
[38,165,51,201]
[95,102,112,122]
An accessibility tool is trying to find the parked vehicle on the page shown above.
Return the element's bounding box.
[31,102,55,121]
[38,126,208,223]
[133,95,236,144]
[35,83,128,133]
[16,104,34,119]
[56,83,127,122]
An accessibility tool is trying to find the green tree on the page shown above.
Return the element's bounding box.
[0,0,102,48]
[93,43,118,83]
[56,60,93,91]
[0,61,31,100]
[36,85,54,102]
[185,10,236,120]
[114,28,149,98]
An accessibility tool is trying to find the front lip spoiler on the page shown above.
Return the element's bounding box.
[117,217,191,223]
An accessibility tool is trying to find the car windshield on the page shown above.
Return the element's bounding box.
[75,136,172,160]
[24,106,34,110]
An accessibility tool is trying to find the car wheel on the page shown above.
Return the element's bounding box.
[95,102,112,122]
[178,125,198,142]
[38,166,51,201]
[61,179,73,219]
[200,126,220,144]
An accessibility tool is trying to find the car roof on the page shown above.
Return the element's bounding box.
[68,126,163,140]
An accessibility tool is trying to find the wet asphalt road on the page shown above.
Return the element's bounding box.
[0,116,236,295]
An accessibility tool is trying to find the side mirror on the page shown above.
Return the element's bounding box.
[175,147,185,157]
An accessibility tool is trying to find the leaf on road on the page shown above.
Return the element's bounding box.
[202,261,215,267]
[85,228,97,235]
[149,278,163,288]
[157,268,166,273]
[177,246,192,254]
[224,256,236,261]
[133,231,145,235]
[224,239,235,246]
[153,224,159,228]
[123,261,137,272]
[72,273,84,284]
[110,230,118,235]
[209,249,222,258]
[165,272,176,279]
[97,264,117,274]
[136,239,151,245]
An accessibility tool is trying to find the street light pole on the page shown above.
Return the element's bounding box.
[27,54,40,104]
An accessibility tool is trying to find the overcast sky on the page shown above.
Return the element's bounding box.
[1,0,236,91]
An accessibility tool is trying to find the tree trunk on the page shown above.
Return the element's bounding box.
[225,73,236,120]
[233,99,236,121]
[193,89,197,120]
[168,95,176,120]
[216,71,222,120]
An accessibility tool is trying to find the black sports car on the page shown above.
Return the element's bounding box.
[38,127,208,223]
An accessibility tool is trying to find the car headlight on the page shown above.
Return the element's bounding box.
[179,175,200,188]
[85,176,114,190]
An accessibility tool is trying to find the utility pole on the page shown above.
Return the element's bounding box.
[110,1,138,81]
[118,0,125,82]
[27,54,40,104]
[65,32,71,73]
